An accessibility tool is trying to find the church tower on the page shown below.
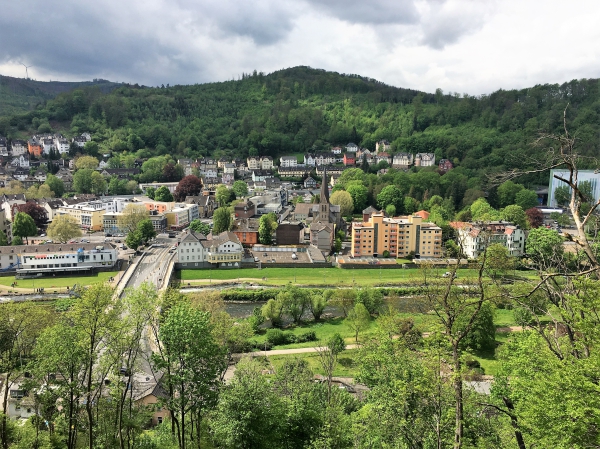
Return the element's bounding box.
[316,169,330,223]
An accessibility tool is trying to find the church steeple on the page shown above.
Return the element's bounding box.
[320,169,330,204]
[316,169,330,223]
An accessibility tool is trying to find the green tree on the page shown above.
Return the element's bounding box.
[232,180,249,198]
[500,204,528,228]
[346,183,368,213]
[377,185,403,212]
[526,227,563,265]
[258,213,278,245]
[0,230,7,246]
[330,190,354,217]
[550,211,570,227]
[90,171,107,194]
[216,185,234,207]
[47,215,83,242]
[189,219,211,235]
[497,180,524,207]
[356,287,384,314]
[11,236,22,246]
[12,212,37,244]
[403,197,419,214]
[72,168,94,193]
[210,358,284,449]
[308,294,327,321]
[45,174,65,197]
[515,189,539,210]
[385,204,396,216]
[136,219,156,242]
[483,243,515,278]
[346,303,371,343]
[212,207,232,234]
[153,302,226,449]
[146,186,156,199]
[553,185,570,206]
[125,230,143,250]
[155,185,174,202]
[75,155,99,170]
[470,198,499,221]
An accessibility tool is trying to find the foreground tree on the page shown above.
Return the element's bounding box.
[155,185,174,202]
[258,212,278,245]
[12,212,37,244]
[153,301,227,449]
[47,214,82,242]
[189,219,211,235]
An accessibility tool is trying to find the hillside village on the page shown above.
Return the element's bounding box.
[0,128,550,278]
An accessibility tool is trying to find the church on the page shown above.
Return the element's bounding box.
[309,170,339,252]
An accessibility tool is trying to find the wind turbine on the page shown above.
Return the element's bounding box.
[20,63,32,79]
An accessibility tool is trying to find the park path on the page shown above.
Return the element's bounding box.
[242,344,360,357]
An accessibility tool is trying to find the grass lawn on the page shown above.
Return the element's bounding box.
[494,309,515,327]
[0,271,119,291]
[268,350,360,378]
[177,267,487,287]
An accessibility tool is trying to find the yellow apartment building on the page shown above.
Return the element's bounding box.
[57,205,105,231]
[351,212,442,258]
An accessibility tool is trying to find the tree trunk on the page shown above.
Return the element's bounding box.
[1,372,11,449]
[503,397,526,449]
[452,345,463,449]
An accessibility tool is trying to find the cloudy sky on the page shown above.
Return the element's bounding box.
[1,0,598,95]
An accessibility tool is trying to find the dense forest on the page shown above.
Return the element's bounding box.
[1,67,598,192]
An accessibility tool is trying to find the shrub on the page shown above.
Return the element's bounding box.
[266,329,287,346]
[296,330,317,343]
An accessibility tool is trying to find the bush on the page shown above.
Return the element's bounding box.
[296,330,317,343]
[266,329,287,346]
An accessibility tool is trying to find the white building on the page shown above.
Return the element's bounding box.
[415,153,436,167]
[16,243,118,275]
[451,221,526,259]
[10,140,27,156]
[304,154,316,167]
[177,230,243,268]
[346,142,358,153]
[279,156,298,168]
[54,136,70,154]
[260,156,274,170]
[0,137,7,156]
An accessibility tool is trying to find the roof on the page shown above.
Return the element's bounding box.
[0,243,116,254]
[414,210,430,220]
[180,229,207,243]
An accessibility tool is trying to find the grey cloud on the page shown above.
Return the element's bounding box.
[303,0,421,25]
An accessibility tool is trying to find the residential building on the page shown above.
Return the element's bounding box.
[375,140,391,154]
[202,231,243,267]
[278,166,308,178]
[232,218,260,246]
[72,135,87,148]
[450,221,526,259]
[343,153,356,166]
[375,152,391,165]
[27,139,43,157]
[438,159,454,173]
[164,204,198,230]
[260,156,274,170]
[415,153,436,167]
[177,229,208,267]
[331,146,342,154]
[314,152,336,166]
[351,213,442,259]
[185,194,215,218]
[0,137,7,156]
[54,136,70,154]
[346,142,358,153]
[247,156,260,170]
[139,182,179,194]
[224,163,236,174]
[304,177,317,189]
[17,243,118,274]
[234,200,257,219]
[280,156,298,168]
[304,153,316,167]
[392,152,414,168]
[10,140,27,156]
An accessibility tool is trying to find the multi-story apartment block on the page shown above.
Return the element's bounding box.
[351,213,442,259]
[260,156,274,170]
[56,205,105,231]
[54,136,70,154]
[450,221,526,259]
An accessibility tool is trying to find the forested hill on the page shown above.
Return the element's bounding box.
[0,75,122,116]
[1,66,599,191]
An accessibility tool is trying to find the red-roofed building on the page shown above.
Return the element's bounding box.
[415,210,430,220]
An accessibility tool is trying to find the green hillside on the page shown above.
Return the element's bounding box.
[0,66,598,209]
[0,75,122,116]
